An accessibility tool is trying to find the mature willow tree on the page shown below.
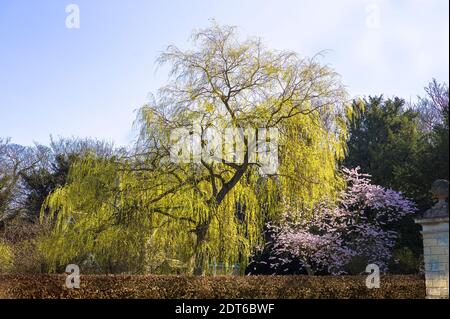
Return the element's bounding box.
[41,24,352,275]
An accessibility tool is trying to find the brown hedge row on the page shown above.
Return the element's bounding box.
[0,274,425,299]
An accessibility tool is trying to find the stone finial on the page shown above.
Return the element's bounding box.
[424,179,449,218]
[431,179,449,200]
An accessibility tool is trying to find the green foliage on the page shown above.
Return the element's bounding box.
[39,156,151,273]
[38,155,268,274]
[389,247,423,275]
[0,174,12,214]
[346,81,449,212]
[0,241,14,273]
[345,96,420,193]
[21,154,73,219]
[20,137,117,220]
[344,256,370,275]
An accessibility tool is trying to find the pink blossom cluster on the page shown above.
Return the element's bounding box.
[270,167,417,275]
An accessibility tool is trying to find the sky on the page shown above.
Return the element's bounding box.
[0,0,448,147]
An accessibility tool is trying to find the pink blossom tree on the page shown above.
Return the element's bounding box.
[265,167,417,275]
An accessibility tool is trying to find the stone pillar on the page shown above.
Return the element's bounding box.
[415,180,449,299]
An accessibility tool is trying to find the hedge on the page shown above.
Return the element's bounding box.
[0,274,425,299]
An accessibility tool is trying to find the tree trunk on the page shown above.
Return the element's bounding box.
[193,221,210,276]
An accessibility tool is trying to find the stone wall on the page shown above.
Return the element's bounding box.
[417,217,449,299]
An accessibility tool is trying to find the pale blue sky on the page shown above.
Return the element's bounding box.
[0,0,448,146]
